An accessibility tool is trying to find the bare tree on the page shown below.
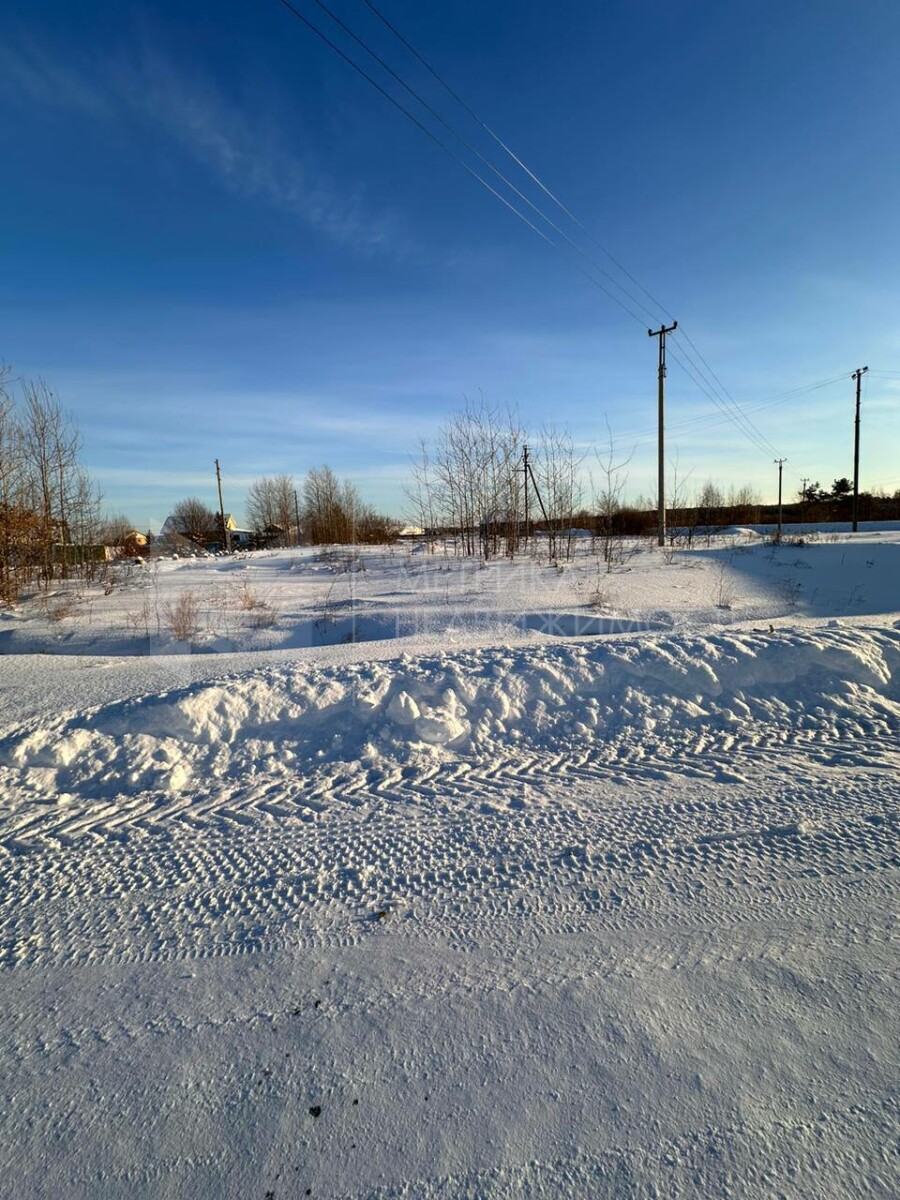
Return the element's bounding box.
[694,479,725,545]
[0,368,25,605]
[405,437,438,551]
[168,497,217,546]
[0,370,101,601]
[301,466,394,545]
[592,423,634,571]
[533,424,583,562]
[19,380,82,582]
[726,483,762,525]
[246,474,296,544]
[98,513,133,546]
[411,397,524,559]
[666,452,694,547]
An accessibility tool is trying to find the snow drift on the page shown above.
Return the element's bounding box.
[2,624,898,806]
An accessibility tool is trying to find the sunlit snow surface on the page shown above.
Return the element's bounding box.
[1,528,898,1197]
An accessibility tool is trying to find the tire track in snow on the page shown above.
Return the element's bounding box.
[2,624,898,849]
[1,780,896,969]
[2,707,898,849]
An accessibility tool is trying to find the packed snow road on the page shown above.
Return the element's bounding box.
[1,621,898,1196]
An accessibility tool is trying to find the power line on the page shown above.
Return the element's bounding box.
[611,371,849,446]
[675,324,782,457]
[273,0,789,461]
[360,0,674,326]
[301,0,665,327]
[357,0,797,461]
[272,0,655,326]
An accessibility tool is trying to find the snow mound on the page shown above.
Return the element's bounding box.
[2,626,898,802]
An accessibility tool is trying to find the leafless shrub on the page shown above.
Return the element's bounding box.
[236,579,266,610]
[778,577,803,608]
[125,597,154,640]
[164,589,202,641]
[248,602,278,629]
[46,594,77,622]
[588,584,612,611]
[714,561,735,610]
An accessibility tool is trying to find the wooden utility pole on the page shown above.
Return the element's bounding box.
[522,444,530,547]
[648,321,677,546]
[215,458,231,553]
[800,477,809,521]
[851,366,868,533]
[774,458,787,537]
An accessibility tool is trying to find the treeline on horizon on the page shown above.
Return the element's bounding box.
[3,376,900,606]
[407,399,900,557]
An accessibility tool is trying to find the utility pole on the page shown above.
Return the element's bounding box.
[648,321,677,547]
[522,444,530,548]
[851,366,868,533]
[215,458,231,553]
[294,488,302,547]
[524,449,550,531]
[774,458,787,538]
[800,477,809,521]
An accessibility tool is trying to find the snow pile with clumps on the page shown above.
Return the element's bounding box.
[3,624,897,804]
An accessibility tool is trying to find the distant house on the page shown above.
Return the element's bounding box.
[260,522,295,547]
[397,525,425,539]
[223,514,253,549]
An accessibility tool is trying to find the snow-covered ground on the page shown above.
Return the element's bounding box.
[2,528,898,1197]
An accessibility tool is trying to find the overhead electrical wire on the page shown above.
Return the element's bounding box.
[301,0,668,327]
[360,0,675,326]
[273,0,658,324]
[274,0,791,461]
[612,372,850,448]
[355,1,799,463]
[675,325,782,456]
[281,0,791,459]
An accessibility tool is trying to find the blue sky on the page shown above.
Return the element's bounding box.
[2,0,899,528]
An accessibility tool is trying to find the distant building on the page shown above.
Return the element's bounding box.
[53,543,111,565]
[223,514,253,549]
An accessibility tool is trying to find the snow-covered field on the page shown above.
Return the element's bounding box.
[2,527,898,1197]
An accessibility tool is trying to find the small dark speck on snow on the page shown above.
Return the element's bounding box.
[309,1105,322,1118]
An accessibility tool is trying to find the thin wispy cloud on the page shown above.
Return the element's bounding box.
[0,36,411,256]
[0,39,111,117]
